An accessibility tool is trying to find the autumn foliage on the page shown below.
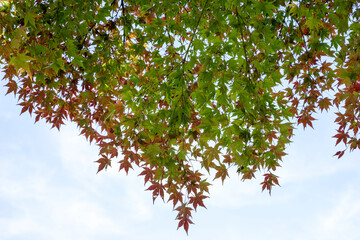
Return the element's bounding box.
[1,0,360,233]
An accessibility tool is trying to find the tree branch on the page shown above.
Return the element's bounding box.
[182,0,209,65]
[235,6,250,78]
[121,0,126,44]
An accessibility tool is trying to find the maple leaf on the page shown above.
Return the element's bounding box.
[118,159,133,174]
[334,150,345,159]
[202,146,220,171]
[95,154,112,173]
[297,114,316,129]
[199,179,211,194]
[213,164,229,184]
[146,182,165,203]
[333,130,349,146]
[4,80,18,95]
[261,173,280,196]
[222,154,232,164]
[175,203,194,234]
[189,192,208,211]
[240,167,256,181]
[266,130,278,144]
[139,167,155,185]
[168,191,184,208]
[319,61,333,73]
[354,83,360,92]
[318,97,332,112]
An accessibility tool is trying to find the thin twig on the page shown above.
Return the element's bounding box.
[121,0,126,44]
[182,0,209,65]
[235,6,250,77]
[165,12,174,48]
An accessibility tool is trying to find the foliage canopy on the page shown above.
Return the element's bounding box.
[1,0,360,233]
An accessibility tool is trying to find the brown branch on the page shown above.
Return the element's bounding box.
[121,0,126,44]
[235,6,250,77]
[182,0,209,65]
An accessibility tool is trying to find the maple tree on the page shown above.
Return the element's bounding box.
[1,0,360,233]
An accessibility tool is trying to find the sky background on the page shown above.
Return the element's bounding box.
[1,76,360,240]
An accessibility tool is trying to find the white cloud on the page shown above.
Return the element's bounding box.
[56,122,154,221]
[49,200,124,239]
[274,110,360,185]
[56,123,99,180]
[0,154,125,240]
[0,118,150,239]
[316,189,360,240]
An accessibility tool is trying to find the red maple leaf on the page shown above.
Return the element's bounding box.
[175,203,194,234]
[146,182,165,203]
[189,192,208,211]
[95,154,112,173]
[261,173,280,195]
[118,159,133,174]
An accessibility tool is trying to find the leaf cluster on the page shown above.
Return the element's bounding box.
[1,0,360,233]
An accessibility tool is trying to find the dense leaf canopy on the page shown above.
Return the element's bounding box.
[1,0,360,233]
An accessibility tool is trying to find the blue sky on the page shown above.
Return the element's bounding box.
[1,79,360,240]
